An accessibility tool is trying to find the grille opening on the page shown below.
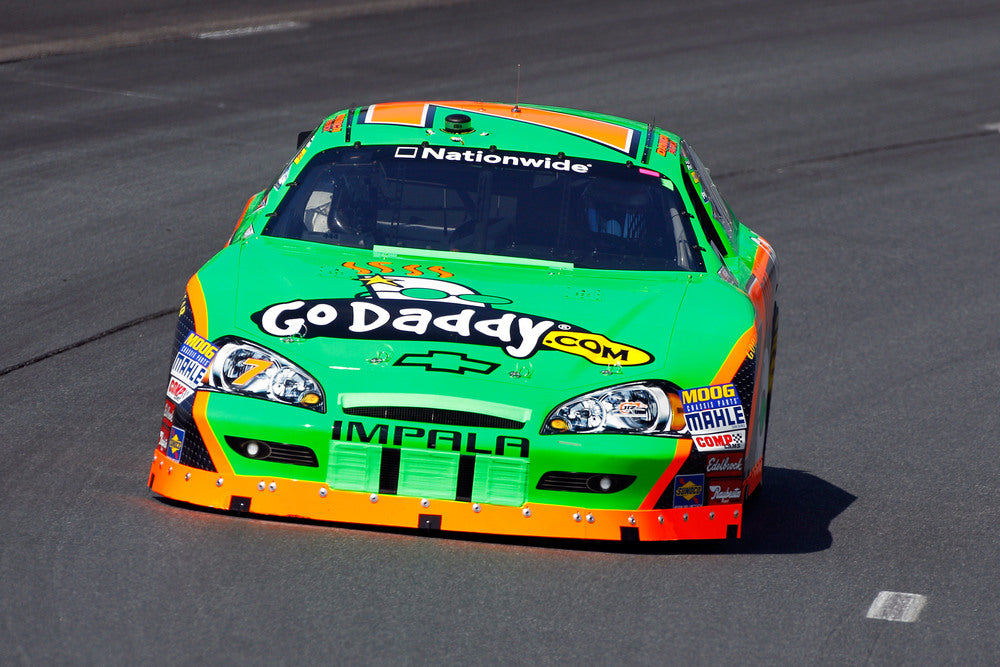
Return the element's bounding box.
[537,472,636,493]
[343,405,524,430]
[225,436,319,467]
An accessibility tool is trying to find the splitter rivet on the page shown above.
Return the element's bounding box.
[184,473,191,481]
[522,507,532,518]
[683,513,688,522]
[472,503,481,513]
[421,498,430,508]
[585,513,595,523]
[573,512,582,522]
[370,493,378,503]
[258,481,266,491]
[319,487,328,498]
[658,515,664,524]
[734,510,739,518]
[709,511,715,520]
[216,477,224,487]
[628,516,636,526]
[267,482,277,492]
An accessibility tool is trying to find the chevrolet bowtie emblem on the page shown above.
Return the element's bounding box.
[393,351,499,375]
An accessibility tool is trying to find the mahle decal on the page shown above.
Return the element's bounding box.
[252,273,652,366]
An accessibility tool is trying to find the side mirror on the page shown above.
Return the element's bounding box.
[297,131,311,148]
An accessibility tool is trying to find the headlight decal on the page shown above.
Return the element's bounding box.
[541,381,681,436]
[205,337,326,412]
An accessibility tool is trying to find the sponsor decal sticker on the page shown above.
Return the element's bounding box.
[692,430,745,452]
[323,114,346,133]
[169,332,217,402]
[673,474,704,508]
[682,383,747,451]
[656,135,678,156]
[167,426,185,462]
[618,401,649,418]
[705,452,744,477]
[395,146,593,174]
[158,400,176,454]
[252,274,652,366]
[706,478,742,505]
[166,377,193,403]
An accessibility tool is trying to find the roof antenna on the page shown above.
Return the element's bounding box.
[513,64,521,113]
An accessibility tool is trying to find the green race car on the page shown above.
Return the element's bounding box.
[149,101,778,542]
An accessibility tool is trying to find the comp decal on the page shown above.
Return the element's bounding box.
[252,274,652,366]
[682,383,747,452]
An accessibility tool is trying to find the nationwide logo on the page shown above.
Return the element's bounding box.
[253,275,652,366]
[395,146,592,174]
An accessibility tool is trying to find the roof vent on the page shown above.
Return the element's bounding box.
[442,113,474,134]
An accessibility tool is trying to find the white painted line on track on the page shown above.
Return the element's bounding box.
[866,591,927,622]
[981,122,1000,133]
[196,22,306,40]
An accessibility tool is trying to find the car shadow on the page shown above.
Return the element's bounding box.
[151,466,854,556]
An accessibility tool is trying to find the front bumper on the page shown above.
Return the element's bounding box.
[148,448,742,541]
[150,390,746,542]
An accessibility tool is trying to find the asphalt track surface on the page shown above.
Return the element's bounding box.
[2,0,999,663]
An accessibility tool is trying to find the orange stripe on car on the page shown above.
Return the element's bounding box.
[186,274,209,338]
[226,194,257,247]
[443,101,636,154]
[363,102,431,126]
[712,326,757,385]
[639,438,692,510]
[192,392,234,476]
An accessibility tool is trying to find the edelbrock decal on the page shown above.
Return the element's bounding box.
[252,274,652,366]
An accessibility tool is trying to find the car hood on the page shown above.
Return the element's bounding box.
[210,237,749,393]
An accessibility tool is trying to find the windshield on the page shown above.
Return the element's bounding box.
[262,145,705,272]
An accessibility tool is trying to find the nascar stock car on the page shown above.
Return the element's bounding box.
[149,101,778,542]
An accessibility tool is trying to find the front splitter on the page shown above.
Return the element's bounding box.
[148,450,742,542]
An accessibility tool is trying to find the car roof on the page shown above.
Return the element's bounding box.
[303,101,686,178]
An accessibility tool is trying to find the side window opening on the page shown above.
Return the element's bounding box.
[681,163,727,254]
[681,143,737,253]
